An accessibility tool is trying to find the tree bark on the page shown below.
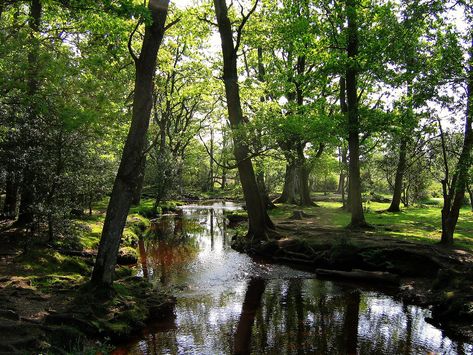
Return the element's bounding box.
[91,0,169,288]
[339,77,350,210]
[467,184,473,212]
[346,0,367,228]
[132,157,146,205]
[213,0,274,240]
[440,33,473,245]
[297,145,314,206]
[274,161,298,204]
[387,137,407,212]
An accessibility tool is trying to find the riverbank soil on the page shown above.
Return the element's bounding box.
[0,207,174,354]
[232,201,473,341]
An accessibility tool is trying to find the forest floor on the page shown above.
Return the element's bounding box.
[0,203,175,354]
[232,196,473,342]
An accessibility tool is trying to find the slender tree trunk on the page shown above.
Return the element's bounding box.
[467,184,473,212]
[440,34,473,245]
[255,48,275,209]
[209,127,214,192]
[234,277,266,355]
[2,171,18,219]
[213,0,274,240]
[346,0,367,228]
[91,0,169,288]
[387,137,407,212]
[339,77,350,210]
[17,0,42,226]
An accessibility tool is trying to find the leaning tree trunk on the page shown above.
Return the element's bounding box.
[440,33,473,245]
[387,137,407,212]
[17,0,42,226]
[213,0,274,240]
[346,0,367,228]
[91,0,169,288]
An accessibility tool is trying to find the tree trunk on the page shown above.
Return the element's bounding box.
[274,162,298,204]
[132,157,146,205]
[440,33,473,245]
[387,137,407,212]
[297,144,314,206]
[17,0,42,226]
[91,0,169,288]
[467,184,473,212]
[346,0,367,228]
[2,172,18,219]
[339,77,350,211]
[213,0,274,240]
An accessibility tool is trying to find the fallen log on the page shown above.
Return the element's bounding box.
[315,268,400,285]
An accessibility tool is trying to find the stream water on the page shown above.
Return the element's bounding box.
[115,202,472,354]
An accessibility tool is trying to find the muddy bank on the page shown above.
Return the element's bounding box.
[232,221,473,342]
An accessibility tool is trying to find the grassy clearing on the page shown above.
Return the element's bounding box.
[269,201,473,251]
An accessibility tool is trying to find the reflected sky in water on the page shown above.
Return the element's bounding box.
[116,202,472,355]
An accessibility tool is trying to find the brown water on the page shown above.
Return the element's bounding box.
[116,202,472,354]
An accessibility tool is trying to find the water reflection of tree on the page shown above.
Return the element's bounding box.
[234,278,267,354]
[140,215,199,286]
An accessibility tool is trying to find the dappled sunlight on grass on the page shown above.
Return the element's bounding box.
[270,201,473,251]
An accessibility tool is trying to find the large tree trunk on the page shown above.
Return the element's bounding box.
[213,0,274,240]
[297,147,314,207]
[387,137,407,212]
[2,171,18,219]
[91,0,169,288]
[346,0,367,228]
[274,161,298,204]
[17,0,42,226]
[440,34,473,245]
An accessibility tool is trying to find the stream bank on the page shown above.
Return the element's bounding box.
[0,207,175,354]
[231,217,473,342]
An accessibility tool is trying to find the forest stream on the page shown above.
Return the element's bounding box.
[113,202,472,354]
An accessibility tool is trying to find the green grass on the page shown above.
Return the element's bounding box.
[269,201,473,251]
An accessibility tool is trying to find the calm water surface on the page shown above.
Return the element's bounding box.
[115,202,472,354]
